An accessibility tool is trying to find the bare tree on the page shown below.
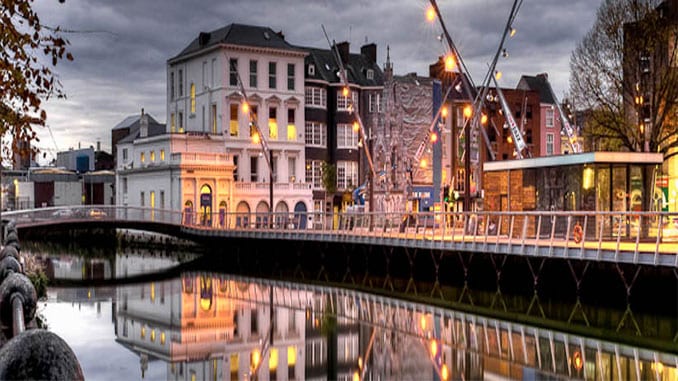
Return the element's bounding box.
[570,0,678,155]
[1,0,71,164]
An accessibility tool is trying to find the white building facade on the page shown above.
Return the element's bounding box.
[117,24,312,225]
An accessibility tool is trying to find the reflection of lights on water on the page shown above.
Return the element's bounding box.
[441,364,449,380]
[429,339,438,357]
[572,350,583,371]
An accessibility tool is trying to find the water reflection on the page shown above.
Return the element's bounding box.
[38,253,677,381]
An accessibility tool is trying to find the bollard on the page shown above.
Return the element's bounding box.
[0,273,36,332]
[11,296,23,337]
[0,329,84,380]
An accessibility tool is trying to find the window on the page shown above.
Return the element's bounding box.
[225,155,236,183]
[179,112,184,133]
[211,104,217,134]
[288,157,296,182]
[170,72,175,100]
[546,133,554,155]
[201,105,205,131]
[268,62,277,89]
[230,104,239,136]
[122,177,128,194]
[305,160,322,189]
[140,152,145,163]
[150,151,155,162]
[268,106,278,139]
[546,108,554,127]
[122,148,128,161]
[229,58,238,86]
[287,346,296,380]
[305,87,326,108]
[178,69,183,96]
[190,83,196,114]
[250,156,258,182]
[287,63,295,90]
[287,108,296,141]
[160,191,165,209]
[211,58,216,87]
[366,69,374,80]
[140,191,145,207]
[202,61,207,88]
[337,124,359,148]
[305,122,326,147]
[249,60,257,88]
[337,161,358,190]
[251,308,258,334]
[337,90,357,111]
[308,64,315,76]
[160,149,165,161]
[170,113,176,133]
[368,93,381,113]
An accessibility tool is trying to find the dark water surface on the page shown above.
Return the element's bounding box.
[28,244,677,381]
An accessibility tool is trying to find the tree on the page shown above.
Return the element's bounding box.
[321,161,336,207]
[1,0,71,164]
[569,0,678,210]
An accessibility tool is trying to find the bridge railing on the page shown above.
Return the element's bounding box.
[7,206,678,254]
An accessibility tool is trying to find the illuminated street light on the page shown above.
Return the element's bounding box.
[342,87,350,97]
[426,5,436,22]
[481,114,488,125]
[353,121,360,132]
[430,132,438,143]
[510,27,516,37]
[419,158,428,168]
[252,132,261,145]
[463,105,472,119]
[441,364,449,380]
[495,70,503,80]
[444,54,456,72]
[242,102,249,113]
[441,106,448,118]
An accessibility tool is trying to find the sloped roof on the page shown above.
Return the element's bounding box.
[112,114,160,131]
[171,23,305,61]
[117,117,166,144]
[298,46,384,87]
[516,75,556,104]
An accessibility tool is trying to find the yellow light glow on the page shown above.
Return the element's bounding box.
[426,5,436,22]
[463,105,472,119]
[640,123,644,134]
[353,370,360,381]
[420,315,427,330]
[441,364,449,380]
[441,106,448,118]
[160,332,166,345]
[419,159,428,168]
[342,87,350,97]
[269,348,278,370]
[430,132,438,143]
[242,102,249,113]
[353,121,360,132]
[507,136,513,144]
[495,71,503,80]
[510,27,516,37]
[481,114,488,125]
[150,283,155,302]
[358,356,363,369]
[444,54,456,72]
[150,329,156,342]
[251,350,261,368]
[651,361,664,374]
[582,167,594,190]
[572,351,583,371]
[252,132,260,145]
[288,346,297,366]
[429,339,438,357]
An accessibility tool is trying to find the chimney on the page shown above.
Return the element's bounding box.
[96,140,101,152]
[361,43,377,65]
[336,41,350,65]
[140,108,148,138]
[537,72,548,80]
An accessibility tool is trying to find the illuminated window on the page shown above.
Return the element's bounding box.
[287,346,296,380]
[230,354,239,381]
[140,152,145,163]
[190,83,196,114]
[269,348,278,380]
[160,332,166,345]
[178,112,184,133]
[160,149,165,161]
[230,104,239,136]
[150,329,156,342]
[150,282,155,301]
[269,106,278,140]
[170,113,176,133]
[140,326,146,339]
[286,108,295,141]
[150,151,155,162]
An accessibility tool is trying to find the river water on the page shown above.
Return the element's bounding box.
[25,241,678,381]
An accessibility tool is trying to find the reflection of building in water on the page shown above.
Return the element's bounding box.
[115,258,308,380]
[46,256,113,281]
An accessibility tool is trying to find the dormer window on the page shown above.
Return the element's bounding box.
[366,69,374,80]
[308,64,315,76]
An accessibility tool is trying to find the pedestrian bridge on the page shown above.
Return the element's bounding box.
[5,205,678,268]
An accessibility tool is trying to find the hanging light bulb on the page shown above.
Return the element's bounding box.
[444,54,456,72]
[419,158,428,168]
[463,105,472,119]
[510,27,516,37]
[252,132,260,144]
[495,70,503,80]
[342,87,350,97]
[481,114,488,125]
[441,106,448,118]
[425,5,436,22]
[501,48,508,58]
[430,132,438,143]
[242,102,249,113]
[352,121,360,132]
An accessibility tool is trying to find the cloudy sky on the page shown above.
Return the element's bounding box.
[32,0,599,164]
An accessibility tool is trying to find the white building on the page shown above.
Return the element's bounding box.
[117,24,312,225]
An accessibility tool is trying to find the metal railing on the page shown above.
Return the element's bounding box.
[6,206,678,267]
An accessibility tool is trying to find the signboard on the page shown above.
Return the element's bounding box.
[200,193,212,207]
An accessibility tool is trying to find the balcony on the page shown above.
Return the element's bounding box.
[170,152,232,165]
